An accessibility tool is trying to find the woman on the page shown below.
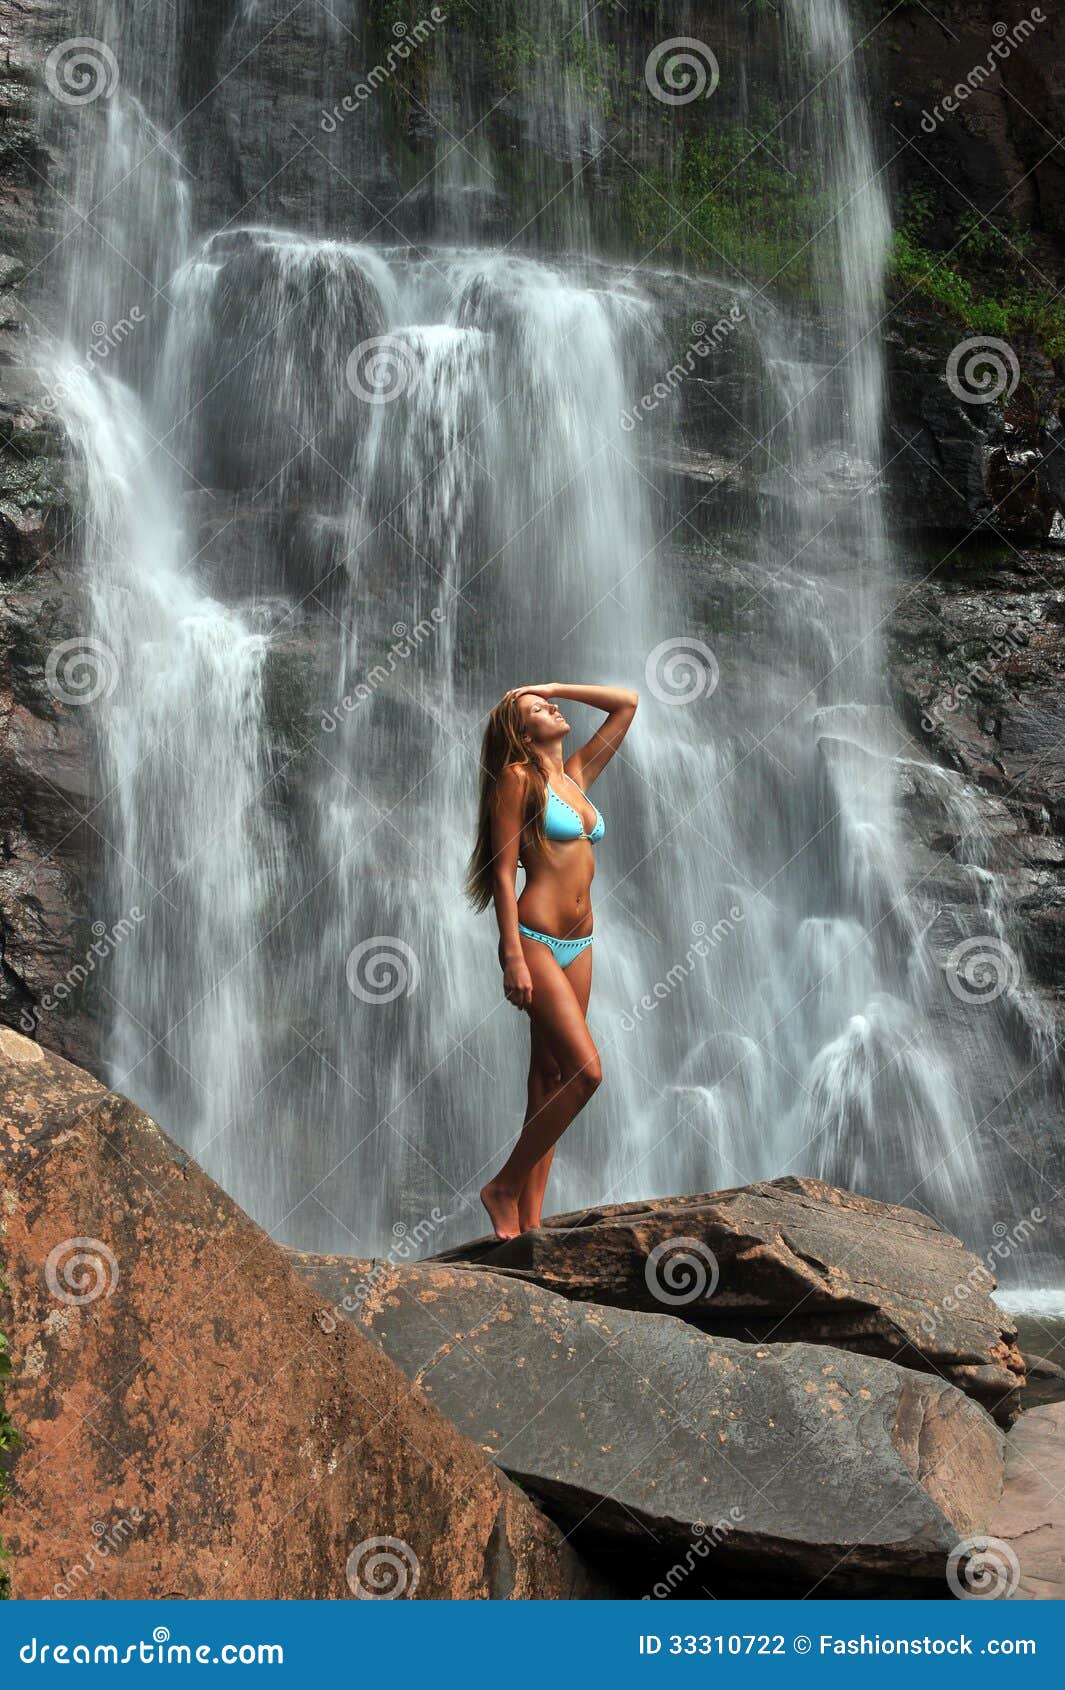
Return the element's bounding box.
[466,681,638,1239]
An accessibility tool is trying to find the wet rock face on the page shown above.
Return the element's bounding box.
[882,542,1065,1258]
[430,1176,1026,1425]
[1,1,63,500]
[634,294,1065,544]
[873,0,1065,249]
[1,2,92,1065]
[0,1029,608,1599]
[890,547,1065,817]
[868,0,1065,542]
[291,1249,1005,1596]
[0,555,103,1066]
[886,540,1065,1040]
[883,311,1065,540]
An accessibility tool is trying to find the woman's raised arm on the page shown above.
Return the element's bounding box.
[510,681,638,787]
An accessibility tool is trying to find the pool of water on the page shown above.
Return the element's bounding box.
[997,1290,1065,1364]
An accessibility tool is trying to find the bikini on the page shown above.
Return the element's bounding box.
[517,773,604,969]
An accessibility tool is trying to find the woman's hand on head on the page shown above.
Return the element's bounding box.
[506,682,558,703]
[502,956,534,1011]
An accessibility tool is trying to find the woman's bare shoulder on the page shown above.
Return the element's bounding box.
[495,762,530,801]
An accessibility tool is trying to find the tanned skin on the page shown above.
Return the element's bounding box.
[480,681,637,1240]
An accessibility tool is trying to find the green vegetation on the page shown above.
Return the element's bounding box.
[0,1279,16,1601]
[890,193,1065,359]
[368,0,620,105]
[619,119,832,291]
[369,4,1065,358]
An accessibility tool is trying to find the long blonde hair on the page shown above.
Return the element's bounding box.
[466,693,548,911]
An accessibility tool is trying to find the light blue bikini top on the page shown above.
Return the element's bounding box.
[544,773,605,844]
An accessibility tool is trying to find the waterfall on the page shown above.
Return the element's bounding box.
[39,1,285,1204]
[38,0,1045,1259]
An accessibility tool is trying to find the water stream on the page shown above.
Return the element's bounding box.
[38,0,1048,1262]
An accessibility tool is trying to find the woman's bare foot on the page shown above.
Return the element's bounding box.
[481,1180,521,1241]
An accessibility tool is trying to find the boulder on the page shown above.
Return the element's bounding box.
[291,1250,1006,1594]
[431,1177,1025,1425]
[0,1029,606,1599]
[979,1403,1065,1599]
[1020,1353,1065,1411]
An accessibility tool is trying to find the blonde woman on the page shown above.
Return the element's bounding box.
[467,682,637,1238]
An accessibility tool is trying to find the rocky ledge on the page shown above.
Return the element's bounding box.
[0,1030,605,1599]
[2,1032,1058,1601]
[430,1177,1026,1425]
[292,1250,1005,1597]
[293,1178,1065,1597]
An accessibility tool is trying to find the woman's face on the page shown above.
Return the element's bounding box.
[517,692,569,744]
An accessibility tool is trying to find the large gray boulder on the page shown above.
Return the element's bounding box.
[430,1177,1025,1425]
[290,1251,1005,1594]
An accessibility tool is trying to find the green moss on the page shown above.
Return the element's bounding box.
[371,1,1065,353]
[890,193,1065,359]
[618,118,831,291]
[369,0,619,106]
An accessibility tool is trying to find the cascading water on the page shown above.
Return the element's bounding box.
[44,2,287,1208]
[55,365,283,1207]
[39,0,1050,1262]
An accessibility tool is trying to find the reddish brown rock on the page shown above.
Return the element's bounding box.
[432,1177,1025,1424]
[978,1402,1065,1600]
[0,1029,606,1599]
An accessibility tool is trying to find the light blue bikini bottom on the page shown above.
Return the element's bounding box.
[518,922,593,970]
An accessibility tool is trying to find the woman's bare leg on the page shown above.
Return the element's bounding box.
[481,938,600,1240]
[516,1037,561,1234]
[517,947,592,1230]
[517,1145,555,1234]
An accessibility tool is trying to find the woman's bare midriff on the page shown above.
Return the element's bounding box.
[517,836,595,939]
